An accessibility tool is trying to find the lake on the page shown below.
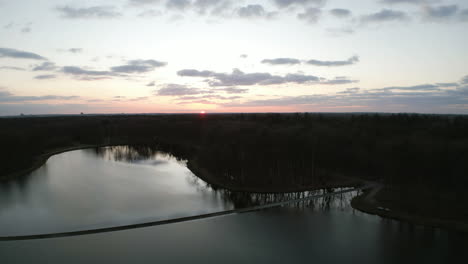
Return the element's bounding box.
[0,146,466,263]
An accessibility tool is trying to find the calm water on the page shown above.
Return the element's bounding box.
[0,146,236,236]
[0,146,467,263]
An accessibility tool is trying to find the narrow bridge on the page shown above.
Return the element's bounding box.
[0,185,371,241]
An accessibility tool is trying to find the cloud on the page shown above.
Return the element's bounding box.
[329,8,351,18]
[68,48,83,53]
[138,9,163,17]
[337,87,360,94]
[238,5,264,18]
[178,68,320,86]
[381,0,427,4]
[461,75,468,84]
[110,59,167,73]
[34,74,57,80]
[0,90,79,102]
[129,0,161,5]
[56,6,122,19]
[166,0,191,11]
[261,58,301,65]
[297,8,322,24]
[3,22,14,29]
[21,27,31,33]
[361,9,409,23]
[156,84,204,96]
[177,69,215,77]
[0,48,46,60]
[217,87,249,94]
[273,0,326,8]
[321,77,358,85]
[32,61,57,71]
[378,84,442,91]
[240,54,248,58]
[194,0,233,15]
[146,81,156,86]
[62,66,115,80]
[423,5,458,21]
[436,83,458,87]
[178,94,241,100]
[461,9,468,21]
[177,99,219,105]
[222,77,468,113]
[62,59,166,79]
[326,27,355,35]
[0,103,92,116]
[0,66,26,71]
[306,55,359,66]
[128,96,149,102]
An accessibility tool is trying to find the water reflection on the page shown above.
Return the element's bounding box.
[90,145,357,211]
[1,145,467,262]
[90,145,186,166]
[1,145,357,236]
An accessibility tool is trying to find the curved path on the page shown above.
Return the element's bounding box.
[0,186,368,241]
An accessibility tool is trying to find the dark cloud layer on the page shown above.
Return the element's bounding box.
[217,87,249,94]
[111,59,167,73]
[238,5,265,18]
[306,56,359,66]
[221,74,468,114]
[62,59,167,80]
[68,48,83,53]
[0,66,25,71]
[63,66,114,77]
[461,75,468,84]
[0,90,79,102]
[297,8,322,24]
[166,0,191,11]
[224,85,468,114]
[321,77,358,85]
[156,84,204,95]
[177,69,215,77]
[261,58,301,65]
[34,74,57,80]
[129,0,161,5]
[329,8,351,18]
[423,5,459,20]
[0,48,46,60]
[261,56,360,66]
[32,62,57,71]
[381,0,426,4]
[178,68,321,86]
[361,9,409,23]
[273,0,326,8]
[56,6,122,19]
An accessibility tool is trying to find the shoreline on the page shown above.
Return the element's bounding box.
[2,143,467,233]
[0,143,128,182]
[351,187,468,233]
[186,157,361,193]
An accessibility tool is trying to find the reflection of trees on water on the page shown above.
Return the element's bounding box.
[89,145,357,211]
[90,145,187,165]
[186,172,356,211]
[218,188,357,211]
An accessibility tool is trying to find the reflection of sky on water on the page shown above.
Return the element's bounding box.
[0,147,233,236]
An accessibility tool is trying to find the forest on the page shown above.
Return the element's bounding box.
[1,113,467,195]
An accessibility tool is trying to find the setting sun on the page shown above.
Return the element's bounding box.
[200,111,206,114]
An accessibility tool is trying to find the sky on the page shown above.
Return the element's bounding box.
[1,0,468,115]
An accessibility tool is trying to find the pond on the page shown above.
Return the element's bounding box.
[0,146,467,263]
